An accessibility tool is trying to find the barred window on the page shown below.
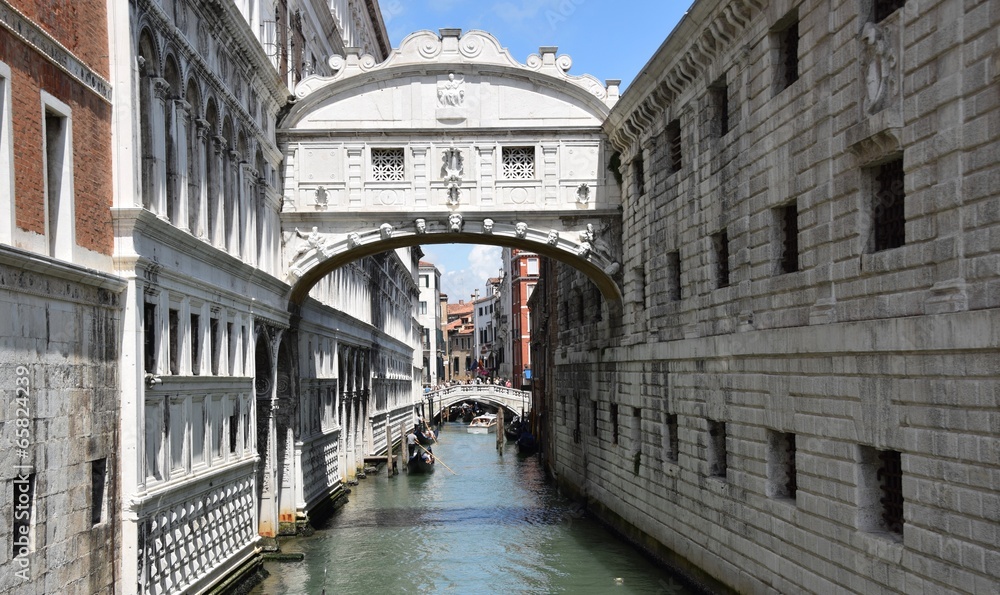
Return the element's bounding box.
[502,147,534,179]
[713,230,730,289]
[772,13,799,93]
[666,119,682,173]
[776,202,800,273]
[872,158,905,252]
[372,148,405,181]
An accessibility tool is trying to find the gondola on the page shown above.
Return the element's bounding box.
[407,449,435,473]
[515,431,538,456]
[504,416,522,441]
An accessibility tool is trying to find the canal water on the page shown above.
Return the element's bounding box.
[251,421,699,594]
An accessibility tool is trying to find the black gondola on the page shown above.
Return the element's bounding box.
[407,449,436,473]
[504,416,522,441]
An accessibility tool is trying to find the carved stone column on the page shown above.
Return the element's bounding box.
[173,99,191,232]
[211,135,227,247]
[193,119,210,238]
[150,78,170,219]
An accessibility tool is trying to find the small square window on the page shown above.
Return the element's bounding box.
[873,0,905,22]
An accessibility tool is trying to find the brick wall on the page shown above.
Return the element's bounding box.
[0,25,113,256]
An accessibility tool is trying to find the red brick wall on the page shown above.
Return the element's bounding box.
[1,26,114,256]
[11,0,110,79]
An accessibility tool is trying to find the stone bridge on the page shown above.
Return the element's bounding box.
[277,28,625,305]
[424,384,532,417]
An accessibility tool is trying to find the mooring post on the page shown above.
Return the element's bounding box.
[496,408,504,454]
[386,415,393,477]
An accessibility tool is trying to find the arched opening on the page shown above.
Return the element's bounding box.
[137,30,158,211]
[253,330,274,536]
[184,78,202,236]
[162,56,181,226]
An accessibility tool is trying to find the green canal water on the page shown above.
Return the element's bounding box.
[251,422,700,595]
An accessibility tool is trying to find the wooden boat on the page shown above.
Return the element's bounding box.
[504,416,522,441]
[407,449,435,473]
[467,413,498,434]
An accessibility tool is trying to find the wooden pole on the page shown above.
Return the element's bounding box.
[386,417,393,477]
[496,408,504,454]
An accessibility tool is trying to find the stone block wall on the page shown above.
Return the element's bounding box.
[0,248,123,595]
[548,0,1000,592]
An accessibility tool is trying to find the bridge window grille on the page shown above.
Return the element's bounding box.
[872,158,905,252]
[768,431,797,500]
[666,119,682,173]
[776,202,800,274]
[874,0,905,22]
[877,449,904,534]
[713,230,730,288]
[372,148,405,181]
[666,413,679,463]
[707,420,727,478]
[503,147,535,179]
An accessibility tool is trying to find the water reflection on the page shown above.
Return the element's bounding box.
[252,422,697,594]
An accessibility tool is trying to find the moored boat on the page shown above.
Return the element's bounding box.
[408,448,435,473]
[467,413,498,434]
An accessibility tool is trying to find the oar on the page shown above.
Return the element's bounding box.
[416,442,458,475]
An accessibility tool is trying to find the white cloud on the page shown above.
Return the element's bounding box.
[468,245,502,282]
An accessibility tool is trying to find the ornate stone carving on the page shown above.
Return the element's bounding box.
[379,223,394,240]
[576,183,590,204]
[515,222,528,238]
[860,22,897,115]
[580,224,595,244]
[546,230,560,245]
[414,218,427,234]
[482,218,494,234]
[293,227,332,258]
[437,73,465,107]
[313,186,329,210]
[448,213,463,232]
[347,232,362,247]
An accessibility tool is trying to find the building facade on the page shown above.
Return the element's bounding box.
[504,248,540,389]
[538,0,1000,593]
[0,1,123,592]
[417,260,443,386]
[445,300,475,382]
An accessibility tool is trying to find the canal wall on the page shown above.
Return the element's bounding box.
[542,0,1000,593]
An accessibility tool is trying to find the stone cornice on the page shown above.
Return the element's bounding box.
[286,29,617,126]
[364,0,391,60]
[605,0,765,155]
[0,0,112,103]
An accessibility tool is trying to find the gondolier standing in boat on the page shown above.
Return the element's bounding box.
[406,428,418,458]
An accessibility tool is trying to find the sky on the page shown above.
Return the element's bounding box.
[379,0,695,302]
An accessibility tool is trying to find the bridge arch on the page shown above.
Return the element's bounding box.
[277,28,625,306]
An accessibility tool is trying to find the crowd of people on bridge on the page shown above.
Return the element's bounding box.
[424,377,514,393]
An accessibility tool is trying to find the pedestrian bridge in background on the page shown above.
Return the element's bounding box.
[425,384,532,416]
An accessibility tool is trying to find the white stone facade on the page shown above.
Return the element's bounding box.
[541,0,1000,593]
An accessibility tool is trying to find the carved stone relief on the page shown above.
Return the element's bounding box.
[860,22,897,115]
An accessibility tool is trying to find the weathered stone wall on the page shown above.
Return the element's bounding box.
[0,247,123,595]
[548,0,1000,592]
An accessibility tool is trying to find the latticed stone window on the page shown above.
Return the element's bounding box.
[371,148,405,181]
[502,146,535,179]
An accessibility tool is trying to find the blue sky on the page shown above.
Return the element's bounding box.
[381,0,694,302]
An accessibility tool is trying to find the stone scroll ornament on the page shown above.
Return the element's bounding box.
[860,22,896,115]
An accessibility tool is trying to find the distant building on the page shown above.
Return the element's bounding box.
[418,261,443,386]
[503,248,540,389]
[445,300,475,382]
